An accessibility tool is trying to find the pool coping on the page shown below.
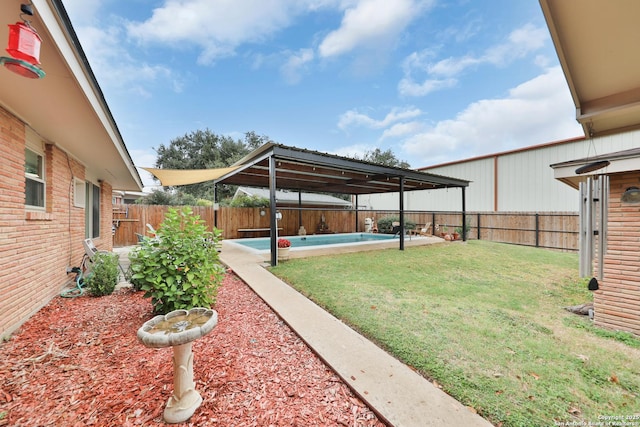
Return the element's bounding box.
[225,232,438,261]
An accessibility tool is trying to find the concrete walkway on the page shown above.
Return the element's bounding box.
[219,241,494,427]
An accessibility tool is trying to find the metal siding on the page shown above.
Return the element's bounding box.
[497,149,579,211]
[401,159,494,211]
[362,193,398,210]
[367,133,640,212]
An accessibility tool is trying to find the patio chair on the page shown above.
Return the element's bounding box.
[391,222,411,239]
[84,238,126,279]
[83,238,102,258]
[391,221,400,235]
[410,222,432,236]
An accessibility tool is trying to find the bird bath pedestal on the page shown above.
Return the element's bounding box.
[137,308,218,424]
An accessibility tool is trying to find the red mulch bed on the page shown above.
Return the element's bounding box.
[0,273,385,426]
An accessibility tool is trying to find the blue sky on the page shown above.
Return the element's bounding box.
[61,0,583,190]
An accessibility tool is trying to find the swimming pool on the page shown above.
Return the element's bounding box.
[233,233,395,251]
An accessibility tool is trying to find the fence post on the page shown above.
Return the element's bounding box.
[535,213,539,247]
[432,212,436,235]
[477,213,481,240]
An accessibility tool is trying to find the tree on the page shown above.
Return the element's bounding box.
[153,130,273,201]
[359,148,410,169]
[136,189,196,206]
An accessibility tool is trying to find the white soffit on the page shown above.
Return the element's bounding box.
[540,0,640,137]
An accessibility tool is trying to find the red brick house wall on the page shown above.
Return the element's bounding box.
[595,172,640,334]
[0,106,114,339]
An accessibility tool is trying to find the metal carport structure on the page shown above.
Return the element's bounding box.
[145,143,470,265]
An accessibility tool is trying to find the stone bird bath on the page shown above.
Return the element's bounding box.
[137,308,218,423]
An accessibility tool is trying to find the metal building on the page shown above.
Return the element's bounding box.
[363,132,640,213]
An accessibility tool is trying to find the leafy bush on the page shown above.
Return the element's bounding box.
[228,194,270,207]
[136,189,197,206]
[85,252,119,296]
[455,216,472,240]
[128,206,224,314]
[376,216,416,234]
[124,264,144,292]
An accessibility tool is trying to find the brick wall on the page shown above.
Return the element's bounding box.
[0,106,114,339]
[594,172,640,334]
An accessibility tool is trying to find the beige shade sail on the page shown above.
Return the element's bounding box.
[141,166,240,186]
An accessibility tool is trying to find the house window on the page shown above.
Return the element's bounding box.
[25,148,45,209]
[85,182,100,238]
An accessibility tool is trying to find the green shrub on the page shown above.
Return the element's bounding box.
[85,252,119,296]
[455,216,472,239]
[229,194,269,207]
[376,216,416,234]
[124,264,144,292]
[128,206,224,314]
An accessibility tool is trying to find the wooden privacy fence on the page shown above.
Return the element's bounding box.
[112,205,215,246]
[113,205,579,252]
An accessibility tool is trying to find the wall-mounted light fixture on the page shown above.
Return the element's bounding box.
[259,209,265,216]
[621,186,640,203]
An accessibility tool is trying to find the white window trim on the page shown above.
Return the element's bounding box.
[25,145,46,211]
[85,181,101,239]
[74,177,86,208]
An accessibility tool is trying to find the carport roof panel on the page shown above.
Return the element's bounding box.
[219,143,469,195]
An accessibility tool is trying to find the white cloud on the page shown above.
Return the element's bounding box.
[401,67,583,165]
[483,24,547,66]
[338,107,422,130]
[382,107,423,125]
[318,0,431,58]
[60,0,102,25]
[280,49,315,84]
[124,0,432,70]
[397,77,457,97]
[66,0,431,88]
[380,121,424,139]
[338,110,377,130]
[399,23,549,97]
[331,143,374,159]
[66,12,182,95]
[126,0,310,64]
[440,17,482,44]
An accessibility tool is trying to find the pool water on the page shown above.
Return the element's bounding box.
[233,233,395,250]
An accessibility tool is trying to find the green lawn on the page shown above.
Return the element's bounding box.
[270,240,640,427]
